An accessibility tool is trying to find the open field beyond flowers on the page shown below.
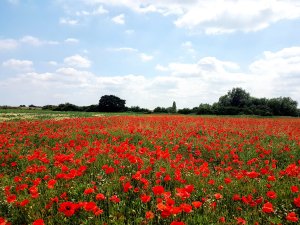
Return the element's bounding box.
[0,115,300,225]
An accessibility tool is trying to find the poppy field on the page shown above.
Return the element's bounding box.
[0,115,300,225]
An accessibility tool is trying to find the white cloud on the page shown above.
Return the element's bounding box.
[139,53,153,62]
[64,54,91,68]
[108,47,138,52]
[112,14,125,25]
[75,5,108,16]
[0,46,299,109]
[64,38,79,44]
[20,36,59,46]
[0,39,18,51]
[155,64,169,72]
[108,47,153,62]
[59,18,79,25]
[48,61,58,66]
[2,59,33,71]
[72,0,300,34]
[181,41,196,54]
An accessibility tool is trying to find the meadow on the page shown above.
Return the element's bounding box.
[0,112,299,224]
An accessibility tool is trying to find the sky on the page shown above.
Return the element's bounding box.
[0,0,300,109]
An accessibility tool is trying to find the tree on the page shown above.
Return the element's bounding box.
[171,101,177,113]
[218,88,251,108]
[99,95,126,112]
[268,97,298,116]
[197,104,213,115]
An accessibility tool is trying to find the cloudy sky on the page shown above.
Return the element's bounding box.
[0,0,300,109]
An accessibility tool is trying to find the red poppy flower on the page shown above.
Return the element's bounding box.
[96,193,106,201]
[84,202,97,211]
[170,221,186,225]
[294,196,300,207]
[291,186,299,193]
[6,195,16,203]
[19,199,30,207]
[58,202,77,217]
[214,193,223,200]
[145,211,154,219]
[84,188,94,195]
[110,195,120,203]
[266,190,277,199]
[192,201,202,208]
[262,202,274,213]
[219,217,226,223]
[180,203,193,213]
[236,217,246,225]
[33,219,45,225]
[47,179,56,189]
[152,185,165,195]
[286,212,298,222]
[140,194,151,203]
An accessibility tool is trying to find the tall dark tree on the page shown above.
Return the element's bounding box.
[98,95,126,112]
[171,101,177,113]
[219,87,251,108]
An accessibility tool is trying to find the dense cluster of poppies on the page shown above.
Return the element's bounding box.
[0,115,299,224]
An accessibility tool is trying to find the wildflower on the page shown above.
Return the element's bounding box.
[152,185,165,195]
[236,217,246,225]
[140,194,151,203]
[294,196,300,207]
[266,190,277,199]
[58,202,77,217]
[84,188,94,195]
[262,202,274,213]
[214,193,223,200]
[96,193,106,201]
[180,203,193,213]
[145,211,154,219]
[219,217,226,223]
[170,221,186,225]
[47,179,57,189]
[291,186,299,193]
[33,219,45,225]
[192,201,202,208]
[110,195,120,203]
[286,212,298,222]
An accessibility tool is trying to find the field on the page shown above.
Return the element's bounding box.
[0,113,299,225]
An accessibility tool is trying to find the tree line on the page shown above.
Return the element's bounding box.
[5,88,299,117]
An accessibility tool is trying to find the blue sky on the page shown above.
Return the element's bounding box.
[0,0,300,109]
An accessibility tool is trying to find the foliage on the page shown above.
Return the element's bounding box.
[53,103,83,112]
[99,95,126,112]
[170,101,177,113]
[153,107,169,113]
[127,106,151,114]
[178,87,299,117]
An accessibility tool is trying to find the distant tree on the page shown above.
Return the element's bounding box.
[177,108,193,114]
[171,101,177,113]
[54,103,80,111]
[218,88,251,108]
[153,107,168,113]
[42,105,56,110]
[19,105,26,107]
[127,106,151,113]
[85,104,100,112]
[197,104,212,115]
[99,95,126,112]
[268,97,298,116]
